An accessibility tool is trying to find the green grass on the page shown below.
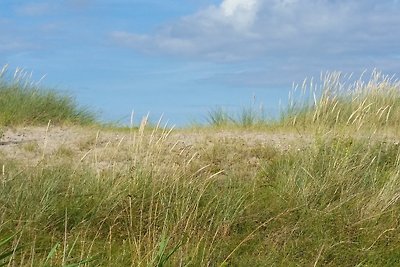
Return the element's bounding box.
[253,137,400,265]
[0,66,95,126]
[206,105,270,129]
[1,69,400,265]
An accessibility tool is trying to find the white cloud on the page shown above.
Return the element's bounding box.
[111,0,265,60]
[111,0,400,63]
[220,0,260,31]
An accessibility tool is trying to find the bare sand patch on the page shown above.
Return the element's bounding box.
[0,126,312,166]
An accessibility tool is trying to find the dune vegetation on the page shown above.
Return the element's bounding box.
[1,68,400,266]
[0,65,95,127]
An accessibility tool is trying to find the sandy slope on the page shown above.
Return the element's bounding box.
[0,126,312,167]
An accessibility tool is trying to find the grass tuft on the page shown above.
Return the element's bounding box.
[282,70,400,131]
[207,105,269,128]
[0,65,95,126]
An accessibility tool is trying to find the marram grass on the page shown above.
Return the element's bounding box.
[0,65,95,126]
[205,70,400,133]
[1,70,400,265]
[283,70,400,131]
[2,120,400,265]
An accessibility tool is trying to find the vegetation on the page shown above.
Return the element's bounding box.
[206,106,269,128]
[1,68,400,265]
[0,65,95,126]
[282,71,400,132]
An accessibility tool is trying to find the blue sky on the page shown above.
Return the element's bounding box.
[1,0,399,125]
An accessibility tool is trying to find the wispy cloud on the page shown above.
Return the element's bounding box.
[0,41,37,53]
[4,1,97,56]
[14,2,54,16]
[111,0,400,62]
[111,0,263,60]
[0,19,38,53]
[14,0,94,17]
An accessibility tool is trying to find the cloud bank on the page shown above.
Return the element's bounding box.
[111,0,400,62]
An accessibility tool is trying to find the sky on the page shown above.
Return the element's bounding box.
[1,0,399,125]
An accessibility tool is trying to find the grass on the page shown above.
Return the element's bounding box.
[206,104,269,129]
[2,125,400,265]
[0,65,95,126]
[0,123,249,266]
[282,70,400,132]
[1,68,400,265]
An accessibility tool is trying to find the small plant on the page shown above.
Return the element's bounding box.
[55,145,75,158]
[236,106,268,127]
[22,141,39,153]
[207,107,232,127]
[207,106,268,128]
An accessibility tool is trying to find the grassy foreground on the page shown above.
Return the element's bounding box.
[1,70,400,266]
